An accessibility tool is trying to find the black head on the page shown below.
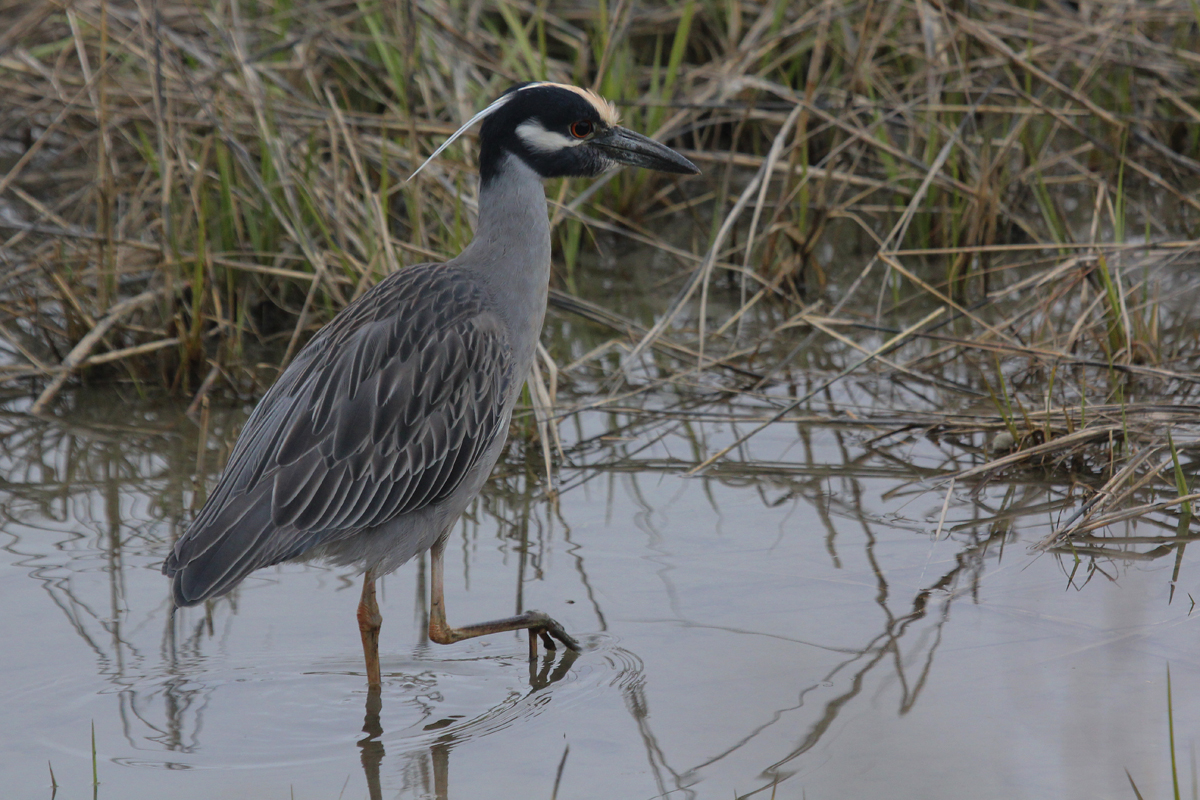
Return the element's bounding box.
[468,83,699,184]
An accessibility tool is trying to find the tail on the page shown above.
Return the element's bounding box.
[163,488,306,607]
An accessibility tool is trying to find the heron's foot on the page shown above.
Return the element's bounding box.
[524,609,580,657]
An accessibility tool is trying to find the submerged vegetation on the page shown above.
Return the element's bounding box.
[0,0,1198,549]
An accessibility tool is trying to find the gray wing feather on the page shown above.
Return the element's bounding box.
[164,265,513,606]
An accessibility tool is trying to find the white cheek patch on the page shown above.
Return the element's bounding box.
[515,120,581,153]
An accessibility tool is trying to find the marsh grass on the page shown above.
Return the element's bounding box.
[1126,665,1191,800]
[90,719,98,789]
[0,0,1198,544]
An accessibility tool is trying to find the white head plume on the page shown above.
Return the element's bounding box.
[407,91,519,182]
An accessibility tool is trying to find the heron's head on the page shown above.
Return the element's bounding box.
[409,83,700,185]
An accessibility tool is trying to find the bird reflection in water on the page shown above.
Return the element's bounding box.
[357,648,579,800]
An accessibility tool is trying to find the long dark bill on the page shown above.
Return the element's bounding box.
[593,127,700,175]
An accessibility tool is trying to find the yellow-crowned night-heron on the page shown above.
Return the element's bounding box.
[162,82,699,686]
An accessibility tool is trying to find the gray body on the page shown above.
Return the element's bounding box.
[164,155,550,604]
[318,156,551,574]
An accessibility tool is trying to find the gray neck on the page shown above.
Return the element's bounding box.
[451,154,552,373]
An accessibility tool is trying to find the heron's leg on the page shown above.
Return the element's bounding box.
[357,569,383,687]
[427,539,580,656]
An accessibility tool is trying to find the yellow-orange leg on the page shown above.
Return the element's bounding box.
[427,539,579,657]
[357,570,383,687]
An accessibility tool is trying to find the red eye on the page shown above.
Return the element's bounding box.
[570,121,594,139]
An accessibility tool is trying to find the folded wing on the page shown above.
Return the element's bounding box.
[163,265,513,606]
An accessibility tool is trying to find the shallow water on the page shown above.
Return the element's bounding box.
[2,392,1198,800]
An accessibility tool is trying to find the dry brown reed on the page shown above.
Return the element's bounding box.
[1,0,1199,543]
